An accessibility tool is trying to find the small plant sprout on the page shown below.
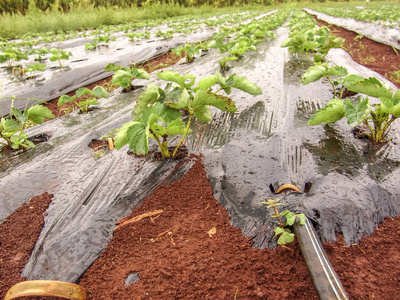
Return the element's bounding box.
[0,47,28,68]
[172,43,200,63]
[0,100,55,150]
[49,48,73,68]
[24,63,46,79]
[260,199,306,246]
[114,70,262,158]
[57,86,109,114]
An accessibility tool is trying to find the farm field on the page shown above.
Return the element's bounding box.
[1,2,400,299]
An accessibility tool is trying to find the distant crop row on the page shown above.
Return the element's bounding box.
[0,0,281,15]
[312,2,400,28]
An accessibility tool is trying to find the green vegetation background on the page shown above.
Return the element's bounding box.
[0,0,390,40]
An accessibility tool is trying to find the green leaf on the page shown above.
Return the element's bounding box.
[301,65,347,85]
[78,99,100,108]
[27,105,55,124]
[231,75,262,95]
[132,83,160,118]
[277,230,295,245]
[112,70,133,89]
[380,95,400,117]
[296,213,306,225]
[194,75,218,92]
[3,119,21,133]
[166,118,187,136]
[10,107,25,124]
[193,90,237,113]
[104,63,122,72]
[281,210,296,226]
[130,68,150,80]
[308,98,345,125]
[344,97,371,127]
[76,87,92,97]
[157,70,196,89]
[91,86,108,98]
[194,105,212,123]
[58,94,76,106]
[127,122,149,155]
[164,87,190,110]
[114,121,135,149]
[345,77,393,99]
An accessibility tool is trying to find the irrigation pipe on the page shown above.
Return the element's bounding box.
[293,218,349,300]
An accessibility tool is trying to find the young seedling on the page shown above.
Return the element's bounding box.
[49,48,73,68]
[111,67,150,92]
[260,199,306,245]
[57,86,109,114]
[114,70,262,158]
[0,100,55,150]
[307,73,400,143]
[0,47,28,68]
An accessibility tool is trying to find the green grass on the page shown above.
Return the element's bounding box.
[0,3,270,40]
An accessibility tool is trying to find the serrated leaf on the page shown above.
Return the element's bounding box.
[308,98,345,125]
[194,105,212,123]
[277,231,294,245]
[157,70,196,89]
[58,94,76,106]
[76,87,92,97]
[27,105,55,124]
[132,84,160,118]
[3,119,21,133]
[10,107,25,123]
[194,76,217,92]
[193,90,237,113]
[344,97,371,127]
[78,99,100,108]
[281,210,296,226]
[127,122,149,155]
[164,87,190,110]
[130,68,150,80]
[296,213,306,225]
[380,96,400,117]
[345,77,393,99]
[112,70,133,89]
[301,65,327,84]
[166,118,188,136]
[104,63,122,72]
[114,121,135,149]
[91,86,108,98]
[231,75,262,95]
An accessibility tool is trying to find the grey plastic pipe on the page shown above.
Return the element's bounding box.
[293,218,349,300]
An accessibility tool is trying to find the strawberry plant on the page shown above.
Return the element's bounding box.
[172,43,200,63]
[114,70,262,158]
[110,66,150,92]
[0,101,54,150]
[0,47,28,68]
[30,47,50,61]
[305,65,400,143]
[260,199,306,245]
[57,86,109,114]
[49,48,72,68]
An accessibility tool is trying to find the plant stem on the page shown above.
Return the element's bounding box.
[272,203,284,228]
[172,113,193,157]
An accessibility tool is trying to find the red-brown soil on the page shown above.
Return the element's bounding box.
[0,192,53,299]
[1,158,400,299]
